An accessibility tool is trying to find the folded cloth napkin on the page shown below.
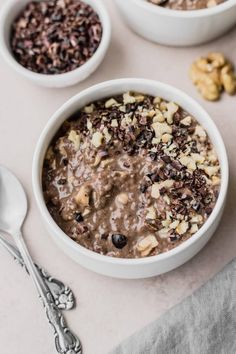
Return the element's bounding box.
[111,258,236,354]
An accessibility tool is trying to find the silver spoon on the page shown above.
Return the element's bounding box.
[0,165,82,354]
[0,233,75,310]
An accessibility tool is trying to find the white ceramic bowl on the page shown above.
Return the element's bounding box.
[0,0,111,88]
[115,0,236,46]
[32,78,229,279]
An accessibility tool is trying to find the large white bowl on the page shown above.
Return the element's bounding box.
[115,0,236,46]
[32,78,229,279]
[0,0,111,88]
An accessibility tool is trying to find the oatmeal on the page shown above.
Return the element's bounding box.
[42,92,221,258]
[148,0,226,11]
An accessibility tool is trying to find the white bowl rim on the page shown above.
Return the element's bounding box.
[130,0,236,18]
[0,0,111,84]
[32,78,229,266]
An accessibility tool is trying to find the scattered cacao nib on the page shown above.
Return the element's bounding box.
[173,181,184,189]
[159,187,167,195]
[204,194,213,204]
[146,172,156,182]
[199,186,209,197]
[173,112,181,124]
[149,152,157,161]
[162,155,172,164]
[163,165,176,179]
[191,200,201,212]
[180,193,192,201]
[124,144,136,156]
[75,212,84,223]
[170,235,178,242]
[187,126,195,134]
[136,130,153,148]
[140,184,148,193]
[77,223,88,234]
[173,203,186,215]
[171,160,183,171]
[205,207,213,215]
[101,233,109,240]
[58,178,67,185]
[11,0,102,75]
[46,169,55,183]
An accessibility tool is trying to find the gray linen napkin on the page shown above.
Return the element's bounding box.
[111,258,236,354]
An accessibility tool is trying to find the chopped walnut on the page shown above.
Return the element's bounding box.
[84,104,95,114]
[161,133,172,144]
[181,116,192,126]
[91,132,104,147]
[176,221,189,235]
[68,130,80,150]
[195,125,207,139]
[152,122,172,141]
[137,235,158,257]
[105,98,119,108]
[151,183,160,199]
[74,185,91,207]
[111,119,118,127]
[146,206,157,220]
[164,102,179,124]
[123,92,136,105]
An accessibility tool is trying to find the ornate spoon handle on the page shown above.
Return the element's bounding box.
[13,230,82,354]
[0,234,75,310]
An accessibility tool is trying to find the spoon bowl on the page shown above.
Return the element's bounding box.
[0,165,27,234]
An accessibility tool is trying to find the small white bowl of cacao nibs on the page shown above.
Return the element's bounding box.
[115,0,236,46]
[0,0,111,88]
[32,78,228,279]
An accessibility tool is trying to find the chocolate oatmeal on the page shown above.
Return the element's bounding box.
[42,92,221,258]
[148,0,226,10]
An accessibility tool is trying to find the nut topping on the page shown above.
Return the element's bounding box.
[176,221,189,235]
[105,98,119,109]
[74,185,91,207]
[146,206,157,220]
[68,130,80,151]
[91,132,104,148]
[180,116,192,126]
[137,235,158,257]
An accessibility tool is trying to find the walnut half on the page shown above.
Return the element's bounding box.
[189,52,236,101]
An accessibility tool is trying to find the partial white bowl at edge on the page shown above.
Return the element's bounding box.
[115,0,236,46]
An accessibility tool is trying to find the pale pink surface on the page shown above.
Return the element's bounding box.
[0,1,235,353]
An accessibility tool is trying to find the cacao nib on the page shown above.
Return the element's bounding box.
[11,0,102,75]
